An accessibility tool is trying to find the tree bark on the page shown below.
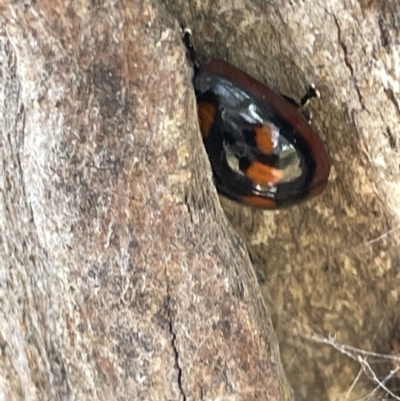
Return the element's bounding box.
[0,1,292,401]
[3,0,400,400]
[163,0,400,400]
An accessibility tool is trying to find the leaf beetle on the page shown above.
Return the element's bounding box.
[184,29,330,209]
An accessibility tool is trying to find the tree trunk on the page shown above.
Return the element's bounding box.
[0,1,291,400]
[164,0,400,400]
[2,1,400,401]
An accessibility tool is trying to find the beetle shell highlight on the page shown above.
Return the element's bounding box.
[193,59,330,209]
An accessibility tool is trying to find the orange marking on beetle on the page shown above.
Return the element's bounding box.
[244,161,283,185]
[241,195,277,209]
[198,101,216,138]
[254,125,274,155]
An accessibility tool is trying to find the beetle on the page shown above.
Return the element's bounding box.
[184,31,330,209]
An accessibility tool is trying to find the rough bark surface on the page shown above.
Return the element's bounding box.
[162,0,400,400]
[0,1,292,401]
[2,0,400,401]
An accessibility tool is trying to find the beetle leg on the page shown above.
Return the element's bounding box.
[181,27,200,73]
[300,83,320,107]
[281,84,319,122]
[281,94,300,108]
